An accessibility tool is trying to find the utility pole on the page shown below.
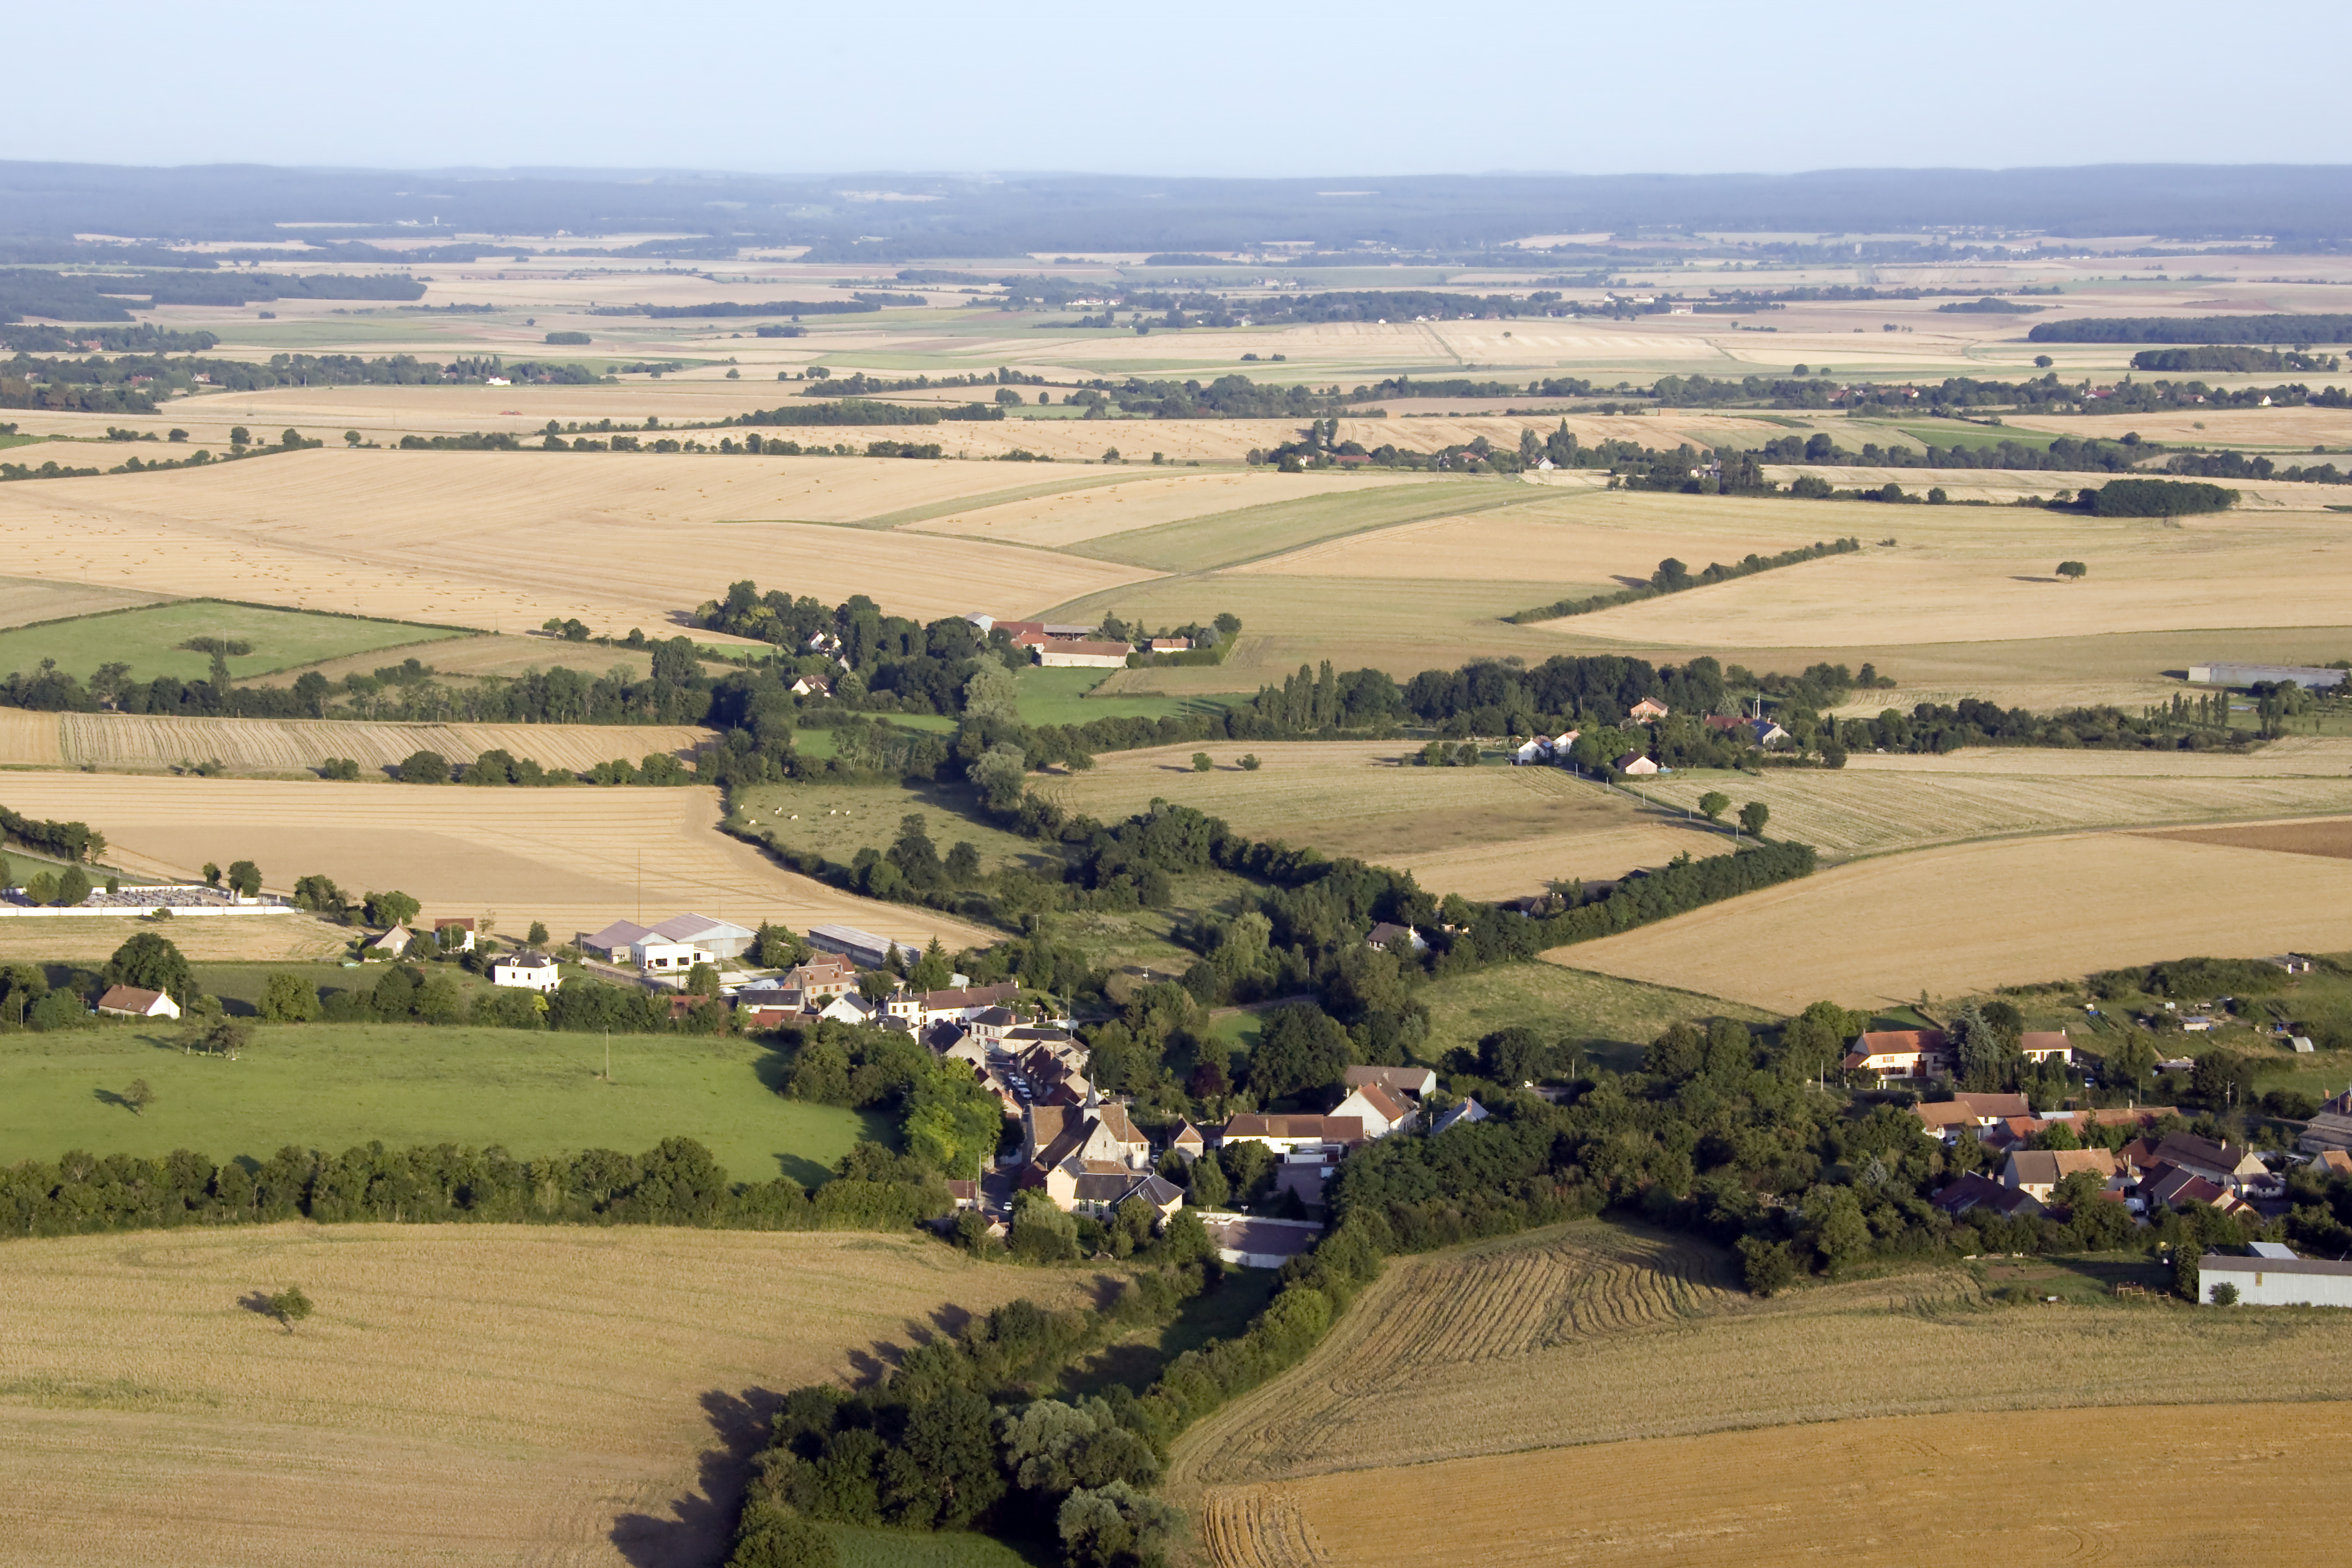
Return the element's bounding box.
[605,1027,612,1084]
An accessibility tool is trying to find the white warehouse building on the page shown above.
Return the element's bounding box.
[2198,1245,2352,1308]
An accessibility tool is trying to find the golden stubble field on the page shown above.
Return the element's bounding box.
[0,1224,1089,1568]
[1172,1221,2352,1568]
[1551,827,2352,1010]
[0,451,1159,636]
[0,773,1000,950]
[1035,741,1702,899]
[0,914,348,964]
[14,713,717,777]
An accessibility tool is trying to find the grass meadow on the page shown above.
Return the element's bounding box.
[0,1022,882,1185]
[0,600,466,684]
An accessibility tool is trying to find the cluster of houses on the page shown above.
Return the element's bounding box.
[962,613,1191,670]
[1919,1092,2276,1225]
[1843,1027,2076,1083]
[1504,697,1789,778]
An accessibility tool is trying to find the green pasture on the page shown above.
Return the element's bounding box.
[0,601,470,684]
[0,1022,883,1186]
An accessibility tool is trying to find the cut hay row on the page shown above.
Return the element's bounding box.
[1197,1487,1332,1568]
[1551,827,2352,1012]
[1259,1402,2352,1568]
[48,713,713,776]
[0,1224,1085,1568]
[0,771,1000,951]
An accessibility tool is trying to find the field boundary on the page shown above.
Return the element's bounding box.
[1060,479,1528,573]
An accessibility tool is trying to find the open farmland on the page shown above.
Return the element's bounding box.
[0,1225,1089,1568]
[1211,1405,2352,1568]
[1058,477,1530,573]
[0,451,1159,638]
[0,915,347,965]
[1551,827,2352,1010]
[0,1022,878,1181]
[1640,745,2352,859]
[0,773,1001,951]
[903,468,1447,549]
[0,574,173,629]
[1036,741,1705,898]
[28,712,714,776]
[0,601,465,685]
[1172,1220,2352,1567]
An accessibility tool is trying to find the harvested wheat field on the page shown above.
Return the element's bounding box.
[0,573,172,628]
[2142,817,2352,860]
[1214,1403,2352,1568]
[1552,828,2352,1010]
[0,1224,1088,1568]
[1543,502,2352,650]
[1036,742,1702,897]
[1639,755,2352,859]
[30,713,714,776]
[1175,1221,2352,1567]
[0,914,347,964]
[1174,1220,2352,1487]
[0,773,999,950]
[906,469,1447,550]
[0,451,1158,636]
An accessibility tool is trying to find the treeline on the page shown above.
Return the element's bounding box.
[0,269,420,324]
[2130,347,2339,373]
[0,803,106,863]
[2031,315,2352,344]
[2075,478,2237,516]
[1341,374,1594,403]
[733,400,1001,427]
[0,1137,951,1240]
[1507,539,1862,622]
[795,367,1044,398]
[2163,449,2348,484]
[0,324,218,354]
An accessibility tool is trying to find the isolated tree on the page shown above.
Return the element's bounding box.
[1738,801,1770,838]
[344,429,362,447]
[264,1285,313,1332]
[258,972,317,1022]
[202,862,222,887]
[123,1079,153,1117]
[961,660,1021,724]
[108,931,192,1003]
[363,890,420,929]
[1697,790,1730,823]
[684,962,721,998]
[2056,560,2087,579]
[752,921,810,968]
[398,750,451,784]
[292,875,347,919]
[526,920,550,948]
[1190,752,1213,773]
[54,864,90,908]
[225,859,261,898]
[1240,754,1262,771]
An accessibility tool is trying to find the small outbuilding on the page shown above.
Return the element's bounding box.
[96,984,181,1021]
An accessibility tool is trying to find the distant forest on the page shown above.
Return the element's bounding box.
[2031,314,2352,344]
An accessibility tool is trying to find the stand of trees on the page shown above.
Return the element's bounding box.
[2030,314,2352,344]
[1508,539,1861,622]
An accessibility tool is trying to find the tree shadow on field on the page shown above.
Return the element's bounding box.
[609,1386,786,1568]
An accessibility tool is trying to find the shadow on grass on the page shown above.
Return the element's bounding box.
[92,1087,139,1114]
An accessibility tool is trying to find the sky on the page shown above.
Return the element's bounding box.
[9,0,2349,177]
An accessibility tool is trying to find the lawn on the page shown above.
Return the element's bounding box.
[0,1022,884,1186]
[1012,664,1236,728]
[1419,961,1777,1073]
[0,600,470,684]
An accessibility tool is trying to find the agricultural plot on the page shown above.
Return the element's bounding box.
[0,451,1159,638]
[0,601,464,685]
[1174,1219,2352,1568]
[0,1225,1088,1568]
[1545,498,2352,651]
[728,777,1056,882]
[0,1022,878,1181]
[0,916,347,965]
[0,574,173,629]
[0,773,1001,952]
[1235,1404,2352,1568]
[37,712,715,777]
[1035,741,1703,898]
[1060,478,1528,573]
[905,469,1443,550]
[1638,754,2352,859]
[1416,953,1774,1073]
[1551,828,2352,1011]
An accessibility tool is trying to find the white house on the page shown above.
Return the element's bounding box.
[1512,739,1546,765]
[2018,1030,2073,1065]
[633,938,714,978]
[817,992,879,1026]
[96,984,180,1021]
[1332,1083,1415,1138]
[490,952,561,992]
[1218,1113,1364,1158]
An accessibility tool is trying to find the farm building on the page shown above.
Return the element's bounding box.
[2186,663,2347,691]
[1202,1214,1324,1269]
[490,952,560,992]
[633,937,713,978]
[365,927,415,959]
[808,923,917,968]
[2198,1246,2352,1307]
[1034,639,1135,669]
[1614,752,1659,777]
[581,913,754,963]
[1347,1064,1440,1099]
[96,984,180,1021]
